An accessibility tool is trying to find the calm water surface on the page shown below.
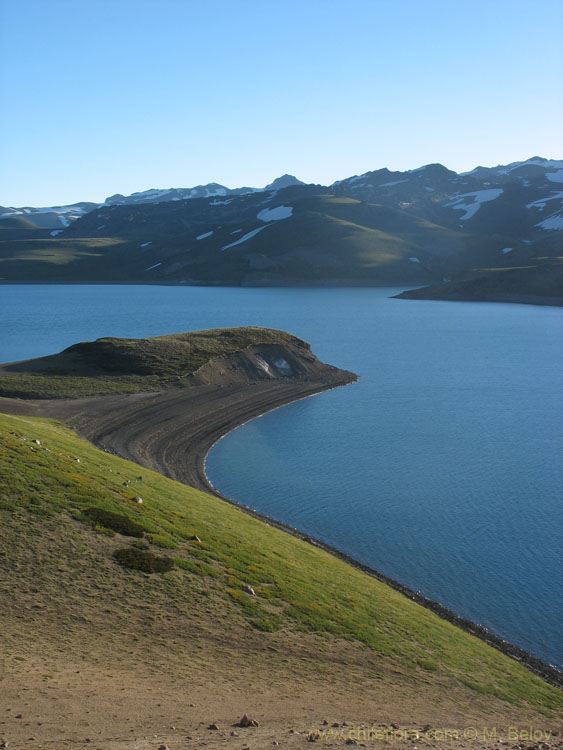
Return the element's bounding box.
[1,284,562,667]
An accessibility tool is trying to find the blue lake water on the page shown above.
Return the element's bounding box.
[1,284,562,667]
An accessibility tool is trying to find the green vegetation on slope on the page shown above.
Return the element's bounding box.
[0,194,475,286]
[0,411,561,713]
[394,258,563,305]
[0,237,124,279]
[0,326,300,399]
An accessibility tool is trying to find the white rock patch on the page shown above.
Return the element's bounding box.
[273,358,292,374]
[254,356,274,376]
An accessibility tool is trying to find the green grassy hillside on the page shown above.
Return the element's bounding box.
[0,327,302,399]
[1,411,561,715]
[0,236,125,280]
[395,258,563,305]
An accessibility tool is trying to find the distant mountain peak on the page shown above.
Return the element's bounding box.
[408,163,456,176]
[264,174,305,190]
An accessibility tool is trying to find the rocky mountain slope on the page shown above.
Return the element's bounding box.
[1,159,561,298]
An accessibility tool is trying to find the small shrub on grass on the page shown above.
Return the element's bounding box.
[146,533,178,549]
[132,539,150,550]
[83,507,146,537]
[113,547,174,574]
[174,558,220,577]
[251,613,283,632]
[226,589,283,632]
[94,524,115,537]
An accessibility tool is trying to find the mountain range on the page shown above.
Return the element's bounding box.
[1,158,561,302]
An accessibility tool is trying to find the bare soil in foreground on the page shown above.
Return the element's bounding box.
[3,533,562,750]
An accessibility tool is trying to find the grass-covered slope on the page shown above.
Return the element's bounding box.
[0,327,307,399]
[0,236,125,279]
[0,192,516,286]
[1,411,561,716]
[395,258,563,306]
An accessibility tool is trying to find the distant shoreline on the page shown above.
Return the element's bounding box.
[1,279,562,306]
[0,279,411,288]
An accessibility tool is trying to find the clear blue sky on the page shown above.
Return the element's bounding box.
[1,0,562,206]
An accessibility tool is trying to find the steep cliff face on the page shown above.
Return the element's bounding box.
[191,342,355,386]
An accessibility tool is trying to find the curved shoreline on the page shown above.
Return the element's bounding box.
[3,377,561,689]
[199,399,563,690]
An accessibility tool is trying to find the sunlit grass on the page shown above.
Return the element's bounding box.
[0,411,561,713]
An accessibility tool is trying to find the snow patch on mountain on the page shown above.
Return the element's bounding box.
[446,189,503,220]
[35,205,87,215]
[50,230,63,237]
[536,212,563,231]
[546,170,563,183]
[221,225,271,251]
[526,191,563,211]
[145,262,162,271]
[140,241,152,248]
[381,180,408,187]
[196,231,214,240]
[131,189,172,201]
[501,247,513,254]
[257,206,293,222]
[506,158,563,173]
